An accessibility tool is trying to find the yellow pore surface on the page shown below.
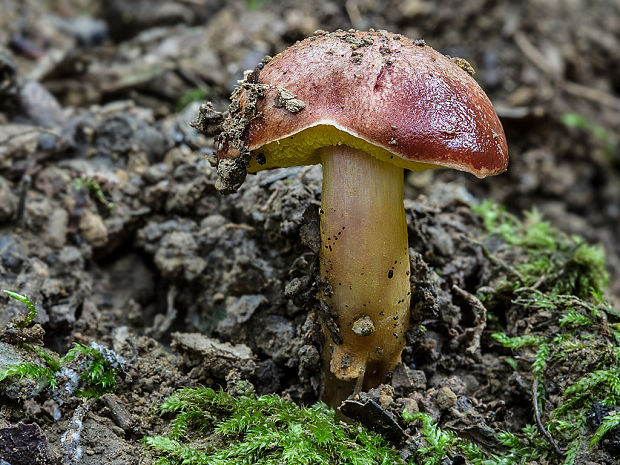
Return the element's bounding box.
[247,124,439,173]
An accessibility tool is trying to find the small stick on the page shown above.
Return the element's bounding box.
[60,398,95,465]
[464,236,526,283]
[530,273,547,290]
[532,376,565,457]
[260,188,279,212]
[15,174,31,226]
[452,285,487,355]
[222,223,255,232]
[514,31,620,113]
[295,165,313,184]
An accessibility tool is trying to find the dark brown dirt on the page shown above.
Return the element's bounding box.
[0,1,619,464]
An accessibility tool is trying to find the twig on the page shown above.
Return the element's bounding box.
[513,32,556,76]
[532,376,565,457]
[555,294,597,312]
[295,165,313,184]
[60,398,95,465]
[260,188,280,212]
[530,273,547,290]
[514,31,620,113]
[514,287,547,297]
[15,174,31,226]
[464,236,526,283]
[222,223,255,232]
[452,285,487,355]
[345,0,365,30]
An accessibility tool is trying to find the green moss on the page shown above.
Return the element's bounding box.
[561,113,616,162]
[494,310,619,459]
[176,88,209,113]
[591,412,620,448]
[0,344,119,397]
[472,203,618,463]
[402,410,557,465]
[74,176,115,213]
[0,341,118,398]
[0,362,57,389]
[0,292,118,397]
[2,290,38,327]
[144,386,403,465]
[402,410,460,465]
[472,202,608,298]
[60,342,119,397]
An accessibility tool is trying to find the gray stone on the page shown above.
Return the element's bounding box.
[435,386,457,410]
[216,294,268,338]
[44,209,68,248]
[0,177,16,223]
[153,231,206,281]
[391,363,414,397]
[171,332,255,378]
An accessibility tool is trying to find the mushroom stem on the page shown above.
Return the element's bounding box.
[319,145,411,401]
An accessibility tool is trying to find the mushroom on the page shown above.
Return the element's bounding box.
[206,29,508,403]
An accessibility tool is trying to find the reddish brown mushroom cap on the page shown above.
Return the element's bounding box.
[216,29,508,183]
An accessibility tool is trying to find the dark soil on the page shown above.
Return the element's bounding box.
[0,1,619,464]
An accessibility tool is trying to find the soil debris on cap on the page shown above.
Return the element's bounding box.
[333,29,375,49]
[451,57,475,76]
[215,156,249,194]
[191,102,224,137]
[211,62,307,193]
[274,88,306,113]
[212,82,264,193]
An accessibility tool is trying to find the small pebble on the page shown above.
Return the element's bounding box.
[435,386,457,410]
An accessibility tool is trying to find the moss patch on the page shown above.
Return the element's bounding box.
[144,385,403,465]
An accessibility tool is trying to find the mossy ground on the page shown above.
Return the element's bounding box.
[144,385,402,465]
[143,202,618,465]
[465,202,618,464]
[0,291,120,397]
[0,200,617,464]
